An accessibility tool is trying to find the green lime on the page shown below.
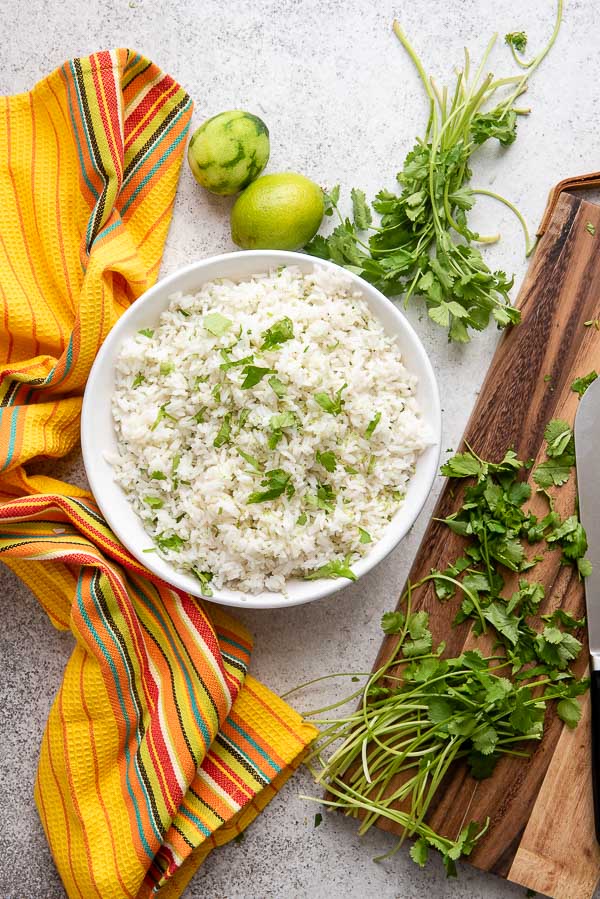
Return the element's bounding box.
[187,110,270,196]
[230,173,324,251]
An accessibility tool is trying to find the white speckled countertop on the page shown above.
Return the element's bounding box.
[1,1,599,896]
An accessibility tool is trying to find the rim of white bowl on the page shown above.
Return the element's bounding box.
[81,250,441,610]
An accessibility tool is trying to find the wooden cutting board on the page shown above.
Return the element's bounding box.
[369,190,600,899]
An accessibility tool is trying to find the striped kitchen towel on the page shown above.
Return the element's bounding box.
[0,50,316,898]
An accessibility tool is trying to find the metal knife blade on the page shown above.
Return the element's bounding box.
[575,375,600,668]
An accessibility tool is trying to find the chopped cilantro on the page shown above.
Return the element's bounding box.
[297,513,307,525]
[261,317,294,350]
[193,406,207,424]
[151,404,176,431]
[192,569,213,597]
[160,361,175,375]
[150,470,167,480]
[171,453,181,473]
[220,353,254,371]
[316,450,337,472]
[156,533,184,552]
[144,496,163,509]
[132,373,145,388]
[247,468,295,504]
[213,413,232,448]
[268,375,287,397]
[268,411,298,448]
[314,813,323,828]
[314,384,347,416]
[237,448,263,471]
[358,527,372,544]
[365,411,381,439]
[571,370,598,397]
[203,312,233,337]
[138,328,154,338]
[305,556,357,581]
[586,222,596,236]
[238,408,250,430]
[306,483,336,513]
[241,365,275,389]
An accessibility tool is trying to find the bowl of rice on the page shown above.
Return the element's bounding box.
[82,251,441,609]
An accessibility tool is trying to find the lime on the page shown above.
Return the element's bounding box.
[230,173,324,250]
[187,110,270,196]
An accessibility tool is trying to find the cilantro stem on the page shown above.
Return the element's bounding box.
[471,188,535,256]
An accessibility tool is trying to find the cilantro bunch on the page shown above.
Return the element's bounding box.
[306,3,563,341]
[300,414,589,874]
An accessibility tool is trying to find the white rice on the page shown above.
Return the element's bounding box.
[110,265,428,595]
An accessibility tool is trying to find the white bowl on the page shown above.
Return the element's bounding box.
[81,251,441,609]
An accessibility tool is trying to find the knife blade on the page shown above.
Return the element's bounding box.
[574,372,600,842]
[575,374,600,667]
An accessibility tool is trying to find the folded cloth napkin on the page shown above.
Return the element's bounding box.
[0,50,316,898]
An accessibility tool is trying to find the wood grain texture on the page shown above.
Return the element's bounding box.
[370,192,600,898]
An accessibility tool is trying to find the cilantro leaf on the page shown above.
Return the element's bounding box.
[192,569,213,597]
[410,837,429,868]
[236,448,263,471]
[314,384,347,416]
[365,412,381,439]
[213,412,232,448]
[132,372,145,388]
[156,533,184,552]
[316,450,337,472]
[351,187,372,230]
[144,496,163,509]
[204,312,233,337]
[440,452,483,479]
[381,610,405,634]
[306,483,336,513]
[220,353,254,371]
[533,456,574,488]
[268,411,298,448]
[505,31,527,52]
[305,556,357,581]
[358,527,372,544]
[557,697,582,729]
[247,468,295,504]
[138,328,154,338]
[544,420,573,457]
[268,375,287,397]
[151,404,176,431]
[571,370,598,397]
[261,317,294,350]
[241,365,275,389]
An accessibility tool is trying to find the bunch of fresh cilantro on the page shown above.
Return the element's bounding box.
[303,407,590,875]
[306,4,562,341]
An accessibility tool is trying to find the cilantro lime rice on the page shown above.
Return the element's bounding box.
[110,265,428,594]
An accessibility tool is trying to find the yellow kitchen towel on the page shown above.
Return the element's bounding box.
[0,50,316,898]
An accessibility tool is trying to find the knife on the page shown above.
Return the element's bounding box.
[574,374,600,842]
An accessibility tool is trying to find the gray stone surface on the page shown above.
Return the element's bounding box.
[1,0,599,896]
